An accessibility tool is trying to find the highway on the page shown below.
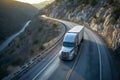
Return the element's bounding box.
[18,17,118,80]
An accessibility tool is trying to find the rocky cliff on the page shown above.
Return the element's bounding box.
[39,0,120,78]
[41,0,120,55]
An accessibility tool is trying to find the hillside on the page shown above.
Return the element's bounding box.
[0,0,38,44]
[0,16,62,79]
[39,0,120,78]
[32,0,54,9]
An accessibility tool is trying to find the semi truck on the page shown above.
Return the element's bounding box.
[60,25,84,60]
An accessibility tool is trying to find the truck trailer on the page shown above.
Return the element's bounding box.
[60,25,84,60]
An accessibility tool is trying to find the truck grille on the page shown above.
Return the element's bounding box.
[62,52,69,57]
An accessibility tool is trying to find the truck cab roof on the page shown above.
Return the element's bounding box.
[63,33,77,43]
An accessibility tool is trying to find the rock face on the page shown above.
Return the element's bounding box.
[43,0,120,54]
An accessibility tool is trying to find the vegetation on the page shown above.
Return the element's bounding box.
[53,23,58,27]
[27,29,32,35]
[108,0,114,4]
[79,0,97,6]
[19,35,25,40]
[96,17,104,24]
[11,58,24,66]
[16,44,20,48]
[110,17,117,25]
[0,0,38,44]
[38,27,42,32]
[30,49,34,54]
[113,7,120,19]
[89,0,97,6]
[39,45,45,50]
[9,48,15,54]
[0,67,8,79]
[33,38,39,44]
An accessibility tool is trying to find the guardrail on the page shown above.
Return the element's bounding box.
[3,22,67,80]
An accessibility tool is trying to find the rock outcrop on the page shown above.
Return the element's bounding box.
[42,0,120,54]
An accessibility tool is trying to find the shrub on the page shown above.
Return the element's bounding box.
[38,27,42,32]
[30,49,34,53]
[19,35,25,40]
[27,29,32,35]
[11,58,24,66]
[33,38,39,44]
[39,45,45,50]
[0,67,8,79]
[108,0,114,4]
[9,48,15,54]
[89,0,97,6]
[110,17,117,25]
[53,24,58,27]
[113,7,120,19]
[16,44,20,48]
[96,17,104,24]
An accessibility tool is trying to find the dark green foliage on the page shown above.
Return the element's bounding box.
[11,58,25,66]
[38,27,42,32]
[16,44,20,48]
[110,17,117,25]
[33,38,39,44]
[84,0,89,4]
[53,24,58,27]
[108,0,114,4]
[27,29,32,35]
[30,49,34,54]
[69,0,74,2]
[9,48,15,54]
[89,0,97,6]
[0,67,8,79]
[19,35,25,40]
[96,17,104,24]
[56,0,62,2]
[39,45,45,50]
[113,7,120,19]
[0,34,5,40]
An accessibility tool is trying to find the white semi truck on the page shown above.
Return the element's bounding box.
[60,26,84,60]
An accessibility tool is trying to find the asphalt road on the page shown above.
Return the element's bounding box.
[19,17,118,80]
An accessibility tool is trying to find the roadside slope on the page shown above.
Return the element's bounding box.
[0,0,38,44]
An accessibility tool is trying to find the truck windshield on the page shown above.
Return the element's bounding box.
[63,42,75,47]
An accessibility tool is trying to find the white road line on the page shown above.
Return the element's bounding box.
[87,29,102,80]
[32,54,58,80]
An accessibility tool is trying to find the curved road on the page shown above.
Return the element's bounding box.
[19,17,118,80]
